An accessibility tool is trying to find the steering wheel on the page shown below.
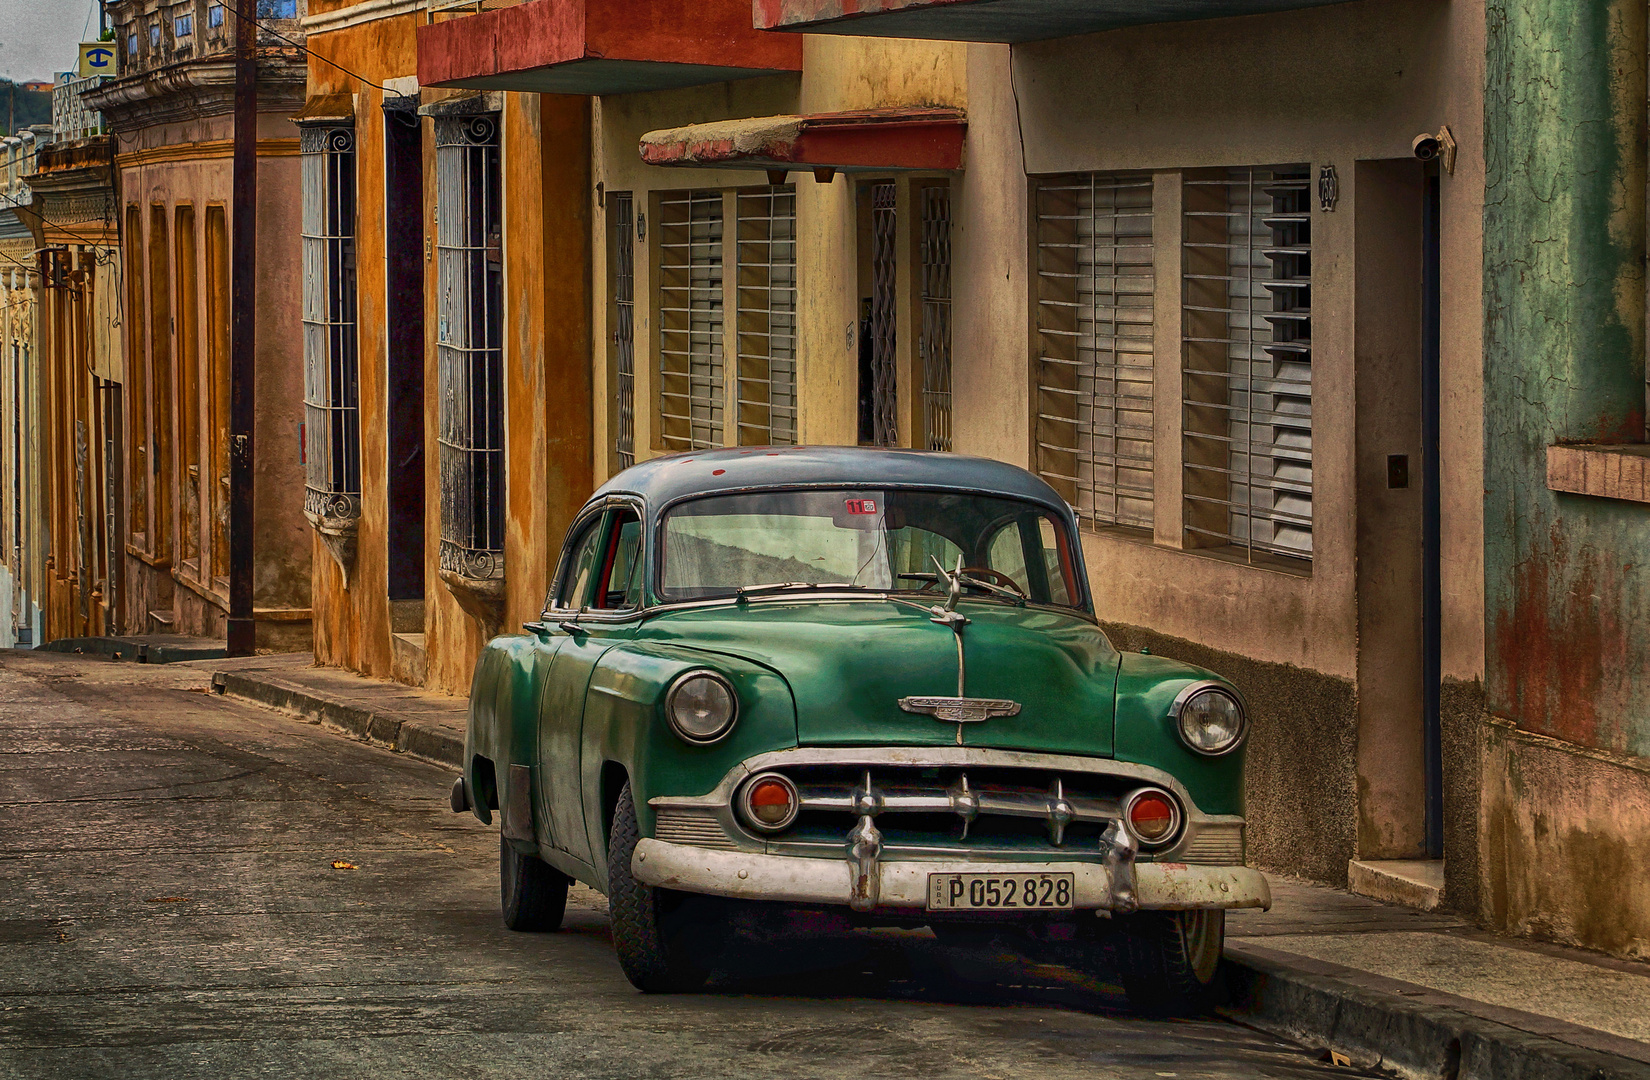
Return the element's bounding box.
[960,567,1026,597]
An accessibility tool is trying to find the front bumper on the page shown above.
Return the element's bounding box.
[633,839,1271,913]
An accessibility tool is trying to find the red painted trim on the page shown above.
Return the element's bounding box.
[419,0,800,90]
[639,107,966,172]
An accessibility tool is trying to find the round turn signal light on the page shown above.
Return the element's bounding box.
[1126,790,1179,846]
[739,773,799,832]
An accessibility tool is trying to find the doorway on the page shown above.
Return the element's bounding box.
[384,105,426,654]
[1351,158,1444,899]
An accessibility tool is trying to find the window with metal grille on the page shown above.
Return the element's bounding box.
[300,123,360,525]
[1033,172,1155,531]
[657,190,723,451]
[735,185,797,447]
[868,181,898,446]
[920,184,952,452]
[435,114,504,582]
[610,192,636,470]
[1182,165,1313,563]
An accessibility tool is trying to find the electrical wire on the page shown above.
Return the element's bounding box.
[216,0,407,98]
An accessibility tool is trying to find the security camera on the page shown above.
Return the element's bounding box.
[1412,132,1441,161]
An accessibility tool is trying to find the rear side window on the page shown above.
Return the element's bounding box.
[556,515,607,609]
[595,513,643,609]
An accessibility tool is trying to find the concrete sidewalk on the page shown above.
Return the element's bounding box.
[209,653,1650,1080]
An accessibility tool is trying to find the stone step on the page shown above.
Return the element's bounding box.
[1348,858,1444,911]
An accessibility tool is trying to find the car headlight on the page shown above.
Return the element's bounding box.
[665,671,738,744]
[1170,682,1247,756]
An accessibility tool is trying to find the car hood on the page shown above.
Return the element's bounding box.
[637,598,1119,755]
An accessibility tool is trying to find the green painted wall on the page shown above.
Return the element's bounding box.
[1483,0,1649,756]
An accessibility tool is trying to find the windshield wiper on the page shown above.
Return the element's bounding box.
[897,570,1026,606]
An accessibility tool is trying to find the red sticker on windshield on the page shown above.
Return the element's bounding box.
[844,499,878,515]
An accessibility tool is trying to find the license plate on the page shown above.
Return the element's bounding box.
[927,872,1074,911]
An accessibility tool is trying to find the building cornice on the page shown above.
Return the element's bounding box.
[302,0,425,35]
[116,137,300,169]
[84,53,306,131]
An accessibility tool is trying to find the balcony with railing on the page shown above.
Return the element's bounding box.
[53,74,109,141]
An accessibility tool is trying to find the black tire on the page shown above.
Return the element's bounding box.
[606,781,711,992]
[1113,909,1225,1016]
[500,833,569,932]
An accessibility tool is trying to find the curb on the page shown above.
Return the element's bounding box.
[1223,948,1650,1080]
[39,635,229,664]
[212,669,463,771]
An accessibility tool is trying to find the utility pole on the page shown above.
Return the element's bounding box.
[227,5,257,655]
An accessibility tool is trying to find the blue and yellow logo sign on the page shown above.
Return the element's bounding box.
[77,42,117,78]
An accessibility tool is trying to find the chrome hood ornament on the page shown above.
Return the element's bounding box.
[899,556,1022,742]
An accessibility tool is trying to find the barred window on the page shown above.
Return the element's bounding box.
[300,123,359,524]
[657,190,724,451]
[609,192,636,470]
[1033,172,1155,531]
[734,186,797,447]
[1182,166,1313,563]
[435,114,505,582]
[920,184,953,452]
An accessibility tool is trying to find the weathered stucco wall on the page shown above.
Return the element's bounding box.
[1484,0,1649,757]
[1479,0,1650,956]
[116,107,311,649]
[305,13,419,683]
[941,0,1485,885]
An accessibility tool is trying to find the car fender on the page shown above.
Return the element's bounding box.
[577,641,798,893]
[463,634,542,827]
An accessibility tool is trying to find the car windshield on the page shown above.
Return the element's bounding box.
[659,489,1083,609]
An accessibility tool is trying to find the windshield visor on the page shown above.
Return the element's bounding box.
[659,489,1084,609]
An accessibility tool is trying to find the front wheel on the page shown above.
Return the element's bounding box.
[1113,909,1225,1015]
[500,834,568,932]
[606,781,711,993]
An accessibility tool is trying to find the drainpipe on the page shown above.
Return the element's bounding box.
[1421,168,1443,859]
[226,5,257,656]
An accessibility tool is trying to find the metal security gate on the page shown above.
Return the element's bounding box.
[657,190,724,451]
[434,114,505,582]
[300,123,360,523]
[735,185,797,446]
[1034,172,1155,531]
[611,192,636,469]
[869,181,898,446]
[1182,165,1313,562]
[919,184,952,452]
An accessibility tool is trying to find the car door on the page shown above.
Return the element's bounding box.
[530,511,607,859]
[536,504,645,867]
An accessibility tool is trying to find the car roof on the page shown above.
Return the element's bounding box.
[592,446,1072,516]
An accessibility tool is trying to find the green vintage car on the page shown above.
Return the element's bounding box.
[451,446,1269,1010]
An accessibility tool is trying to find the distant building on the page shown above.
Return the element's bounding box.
[84,0,312,649]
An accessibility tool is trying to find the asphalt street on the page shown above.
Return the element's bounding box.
[0,649,1371,1079]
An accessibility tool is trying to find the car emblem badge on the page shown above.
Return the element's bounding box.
[899,697,1022,723]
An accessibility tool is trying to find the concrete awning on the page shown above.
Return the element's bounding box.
[754,0,1359,43]
[418,0,801,96]
[290,93,353,126]
[639,108,966,176]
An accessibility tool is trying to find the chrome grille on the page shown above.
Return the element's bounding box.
[772,765,1148,852]
[654,807,737,850]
